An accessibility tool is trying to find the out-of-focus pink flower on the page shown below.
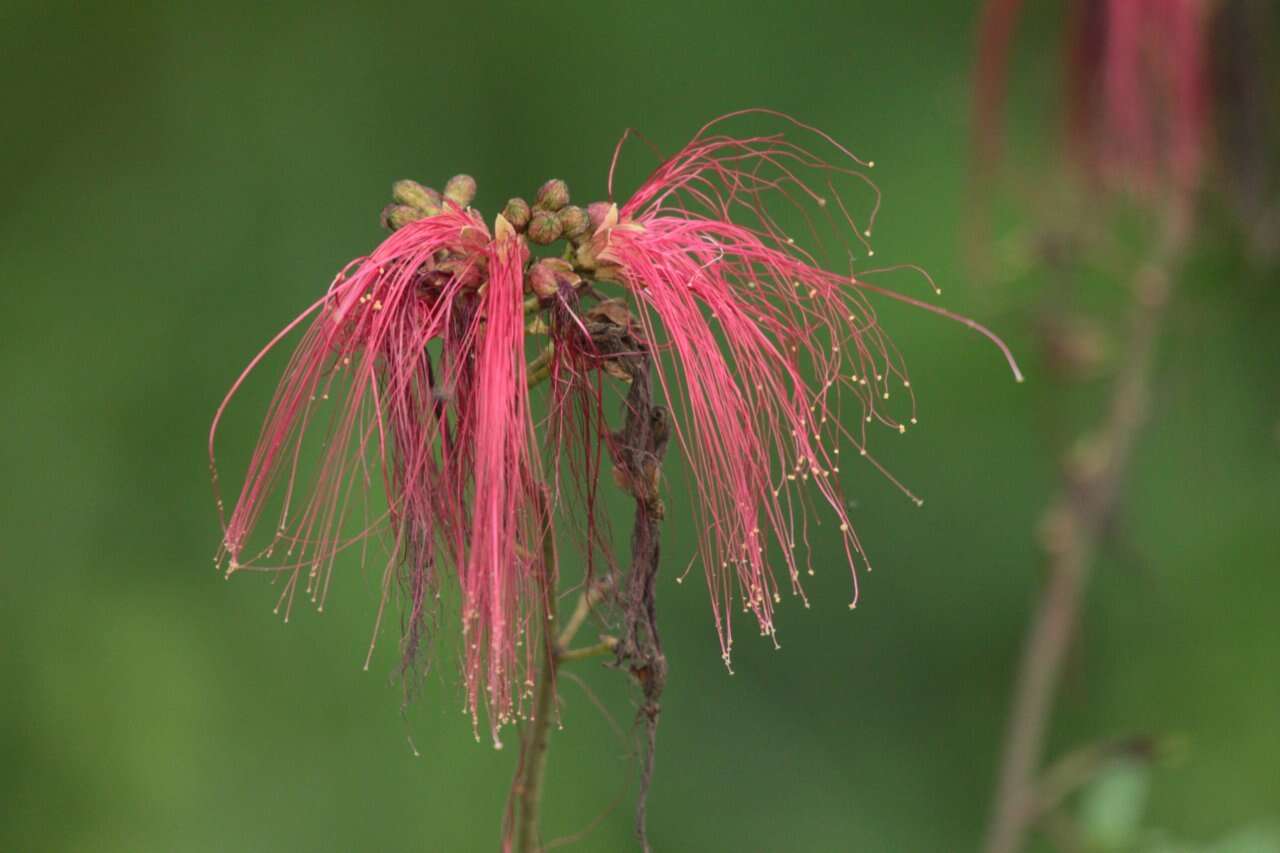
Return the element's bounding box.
[1073,0,1209,192]
[975,0,1210,195]
[578,111,1023,664]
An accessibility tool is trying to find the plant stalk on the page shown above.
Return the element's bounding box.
[514,496,559,853]
[983,203,1191,853]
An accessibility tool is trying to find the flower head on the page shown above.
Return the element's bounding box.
[211,184,547,741]
[212,113,1021,736]
[580,111,1022,661]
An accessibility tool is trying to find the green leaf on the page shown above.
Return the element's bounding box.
[1079,759,1151,850]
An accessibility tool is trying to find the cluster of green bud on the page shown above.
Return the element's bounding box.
[501,178,602,248]
[379,173,614,303]
[381,174,477,231]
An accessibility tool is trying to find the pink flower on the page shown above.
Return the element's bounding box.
[1073,0,1208,192]
[212,115,1023,730]
[975,0,1209,195]
[578,111,1023,664]
[210,198,544,741]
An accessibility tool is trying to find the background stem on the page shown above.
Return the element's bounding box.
[983,203,1191,853]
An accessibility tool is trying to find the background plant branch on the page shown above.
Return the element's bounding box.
[984,202,1192,853]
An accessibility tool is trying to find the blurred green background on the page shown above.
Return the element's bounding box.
[2,2,1277,851]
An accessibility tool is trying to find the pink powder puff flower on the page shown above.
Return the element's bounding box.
[210,195,545,742]
[211,115,1023,735]
[576,111,1023,665]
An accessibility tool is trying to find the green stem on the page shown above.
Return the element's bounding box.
[511,555,613,851]
[526,343,554,388]
[556,579,610,649]
[558,636,619,663]
[983,203,1190,853]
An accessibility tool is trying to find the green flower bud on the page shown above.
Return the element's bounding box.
[381,203,423,231]
[392,179,442,215]
[534,178,570,211]
[502,197,531,230]
[444,174,477,207]
[557,205,590,240]
[527,209,563,245]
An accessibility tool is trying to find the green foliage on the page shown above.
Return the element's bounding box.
[1080,761,1151,850]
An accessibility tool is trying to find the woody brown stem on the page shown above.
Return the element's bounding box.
[593,316,669,853]
[508,300,668,852]
[983,203,1191,853]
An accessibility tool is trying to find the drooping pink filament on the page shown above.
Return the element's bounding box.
[593,111,1022,663]
[458,222,544,741]
[211,207,545,738]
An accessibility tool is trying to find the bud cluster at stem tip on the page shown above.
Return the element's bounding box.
[381,174,477,231]
[499,178,601,249]
[379,173,605,305]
